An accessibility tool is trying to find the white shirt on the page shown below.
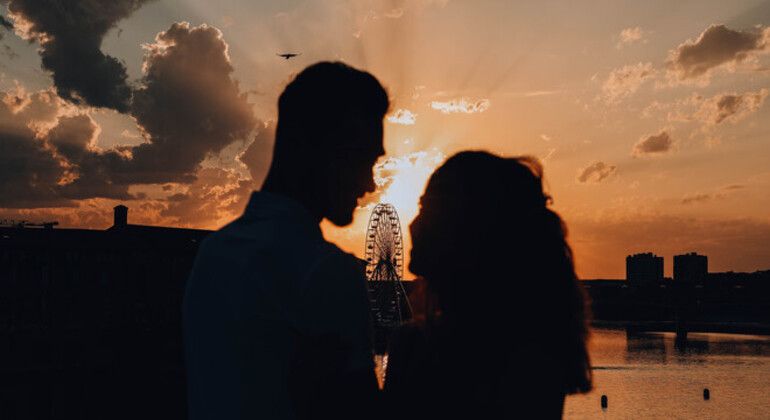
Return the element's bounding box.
[183,191,373,419]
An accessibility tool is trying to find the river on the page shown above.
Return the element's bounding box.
[563,327,770,419]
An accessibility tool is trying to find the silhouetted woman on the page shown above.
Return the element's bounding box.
[383,151,592,419]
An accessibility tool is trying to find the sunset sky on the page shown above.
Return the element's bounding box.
[2,0,770,278]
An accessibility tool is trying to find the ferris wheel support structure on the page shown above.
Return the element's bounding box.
[364,203,412,331]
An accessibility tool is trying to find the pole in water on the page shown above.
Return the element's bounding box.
[703,388,710,400]
[601,395,608,409]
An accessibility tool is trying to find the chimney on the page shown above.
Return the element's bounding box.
[114,205,128,228]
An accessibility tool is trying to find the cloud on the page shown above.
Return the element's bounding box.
[694,88,768,125]
[0,89,72,208]
[666,24,770,84]
[633,130,673,156]
[0,14,12,37]
[0,22,257,208]
[0,15,12,29]
[159,167,253,228]
[123,22,257,184]
[617,26,646,49]
[387,108,417,125]
[645,89,769,127]
[358,150,445,221]
[681,193,713,205]
[601,62,656,103]
[5,0,152,111]
[383,8,405,18]
[0,85,144,207]
[431,97,490,114]
[238,121,275,187]
[681,184,747,205]
[577,161,617,183]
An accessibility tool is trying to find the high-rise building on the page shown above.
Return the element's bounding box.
[626,252,664,285]
[674,252,708,284]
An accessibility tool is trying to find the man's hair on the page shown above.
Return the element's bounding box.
[275,61,389,152]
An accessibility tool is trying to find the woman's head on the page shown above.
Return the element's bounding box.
[409,150,592,394]
[410,151,551,278]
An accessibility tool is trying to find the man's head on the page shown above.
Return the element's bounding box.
[267,62,389,226]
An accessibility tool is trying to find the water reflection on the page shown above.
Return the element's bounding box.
[565,328,770,419]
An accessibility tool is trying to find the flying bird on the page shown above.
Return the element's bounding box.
[277,53,301,60]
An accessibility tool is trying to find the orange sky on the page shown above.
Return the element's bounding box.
[2,0,770,278]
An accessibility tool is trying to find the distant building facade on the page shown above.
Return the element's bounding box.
[626,252,664,286]
[674,252,708,284]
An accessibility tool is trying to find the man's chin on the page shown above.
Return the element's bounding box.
[326,212,355,227]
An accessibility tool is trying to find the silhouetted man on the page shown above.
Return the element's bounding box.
[183,62,388,419]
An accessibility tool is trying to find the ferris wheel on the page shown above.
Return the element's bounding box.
[365,203,404,281]
[365,203,411,328]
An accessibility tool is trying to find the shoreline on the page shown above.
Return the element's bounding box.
[591,320,770,336]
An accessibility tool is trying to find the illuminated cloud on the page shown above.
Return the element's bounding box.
[645,89,768,126]
[238,121,275,187]
[431,97,490,114]
[617,26,646,48]
[0,88,134,207]
[125,22,257,184]
[5,0,152,111]
[0,22,257,207]
[160,167,253,228]
[383,8,405,18]
[577,161,617,183]
[359,150,445,222]
[633,130,673,156]
[387,108,417,125]
[601,62,656,103]
[0,89,72,208]
[666,24,770,84]
[694,88,768,125]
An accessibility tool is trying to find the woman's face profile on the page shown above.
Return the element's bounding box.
[409,187,450,278]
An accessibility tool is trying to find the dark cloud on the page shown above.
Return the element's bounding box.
[577,161,616,183]
[0,16,11,29]
[0,88,135,206]
[239,121,275,187]
[633,130,673,156]
[49,115,134,201]
[0,13,12,38]
[695,88,768,125]
[681,193,713,205]
[0,22,257,209]
[6,0,152,111]
[125,22,257,184]
[681,184,747,205]
[666,24,770,82]
[0,90,71,208]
